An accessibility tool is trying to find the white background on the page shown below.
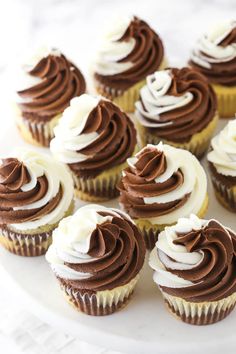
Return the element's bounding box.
[0,0,235,353]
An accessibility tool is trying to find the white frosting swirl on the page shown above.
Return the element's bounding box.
[50,94,100,164]
[149,214,207,288]
[94,15,135,76]
[135,70,193,128]
[11,148,73,231]
[208,119,236,176]
[125,143,207,224]
[190,20,236,69]
[46,205,130,280]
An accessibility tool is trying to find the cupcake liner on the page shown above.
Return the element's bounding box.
[73,146,138,202]
[14,104,61,147]
[162,290,236,325]
[95,79,146,113]
[137,113,218,159]
[134,194,209,250]
[73,172,120,202]
[210,172,236,212]
[212,83,236,118]
[0,202,74,257]
[134,220,165,251]
[60,276,139,316]
[0,227,52,256]
[95,58,168,113]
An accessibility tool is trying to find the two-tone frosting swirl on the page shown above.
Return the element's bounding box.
[50,94,137,178]
[189,20,236,86]
[149,214,236,302]
[46,204,145,291]
[208,119,236,177]
[94,15,164,93]
[17,47,86,121]
[135,67,217,142]
[118,143,207,224]
[0,149,73,231]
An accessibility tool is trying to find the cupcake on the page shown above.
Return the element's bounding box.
[15,46,86,147]
[135,67,218,158]
[118,143,208,250]
[189,20,236,118]
[46,204,145,316]
[149,214,236,325]
[0,149,74,256]
[93,15,166,112]
[50,94,137,202]
[208,119,236,211]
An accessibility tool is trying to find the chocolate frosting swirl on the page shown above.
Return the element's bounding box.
[0,158,61,224]
[118,146,189,218]
[59,210,145,291]
[189,27,236,86]
[69,100,137,178]
[95,16,164,92]
[17,53,86,122]
[160,220,236,302]
[136,67,217,143]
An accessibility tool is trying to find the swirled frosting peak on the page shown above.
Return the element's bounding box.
[208,119,236,176]
[17,46,86,121]
[118,143,207,224]
[46,204,145,291]
[0,158,29,191]
[135,67,217,142]
[50,94,137,178]
[0,149,73,231]
[189,20,236,86]
[94,15,164,91]
[149,214,236,302]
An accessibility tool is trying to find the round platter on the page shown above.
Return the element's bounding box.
[0,120,235,354]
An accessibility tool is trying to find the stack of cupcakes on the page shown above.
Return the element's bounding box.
[1,13,235,326]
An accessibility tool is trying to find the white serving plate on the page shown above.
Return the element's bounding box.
[0,120,235,354]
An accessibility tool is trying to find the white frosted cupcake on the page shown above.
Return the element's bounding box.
[118,143,208,249]
[15,46,86,146]
[208,119,236,211]
[189,20,236,118]
[93,15,166,112]
[50,94,137,202]
[46,204,145,316]
[135,67,218,158]
[149,214,236,325]
[0,149,74,256]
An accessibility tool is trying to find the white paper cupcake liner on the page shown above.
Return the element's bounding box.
[60,276,139,316]
[210,172,236,211]
[0,226,52,256]
[162,291,236,325]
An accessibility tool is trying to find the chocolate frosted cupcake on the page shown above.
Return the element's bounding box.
[149,215,236,325]
[46,204,145,316]
[93,15,166,112]
[0,149,74,256]
[189,20,236,118]
[208,119,236,211]
[15,47,86,146]
[50,94,137,202]
[118,143,208,250]
[135,67,218,158]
